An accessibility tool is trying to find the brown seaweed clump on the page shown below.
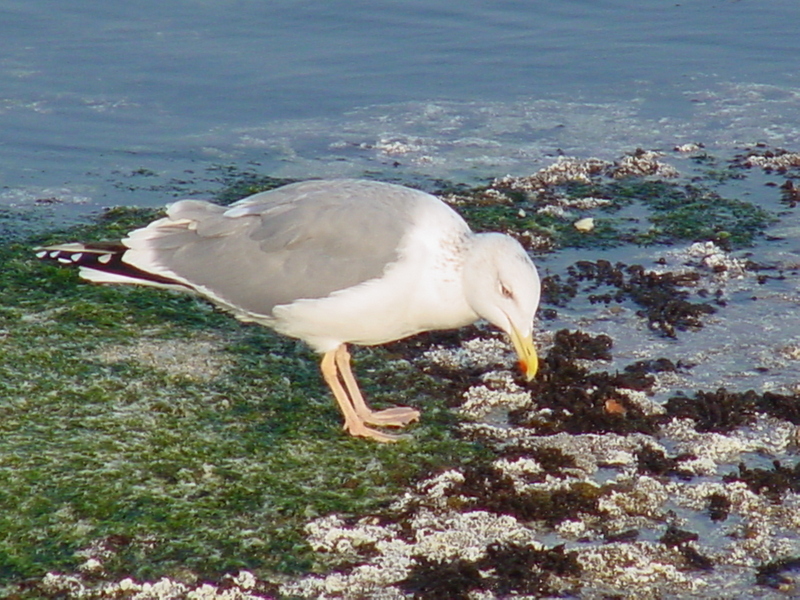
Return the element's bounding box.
[660,525,714,571]
[509,329,661,436]
[636,445,696,481]
[398,542,581,600]
[664,388,800,433]
[723,461,800,503]
[454,461,604,526]
[664,388,758,433]
[542,259,718,337]
[398,557,482,600]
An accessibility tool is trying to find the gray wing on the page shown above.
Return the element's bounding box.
[126,179,420,318]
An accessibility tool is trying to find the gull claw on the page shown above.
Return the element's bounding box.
[360,406,420,427]
[344,422,412,443]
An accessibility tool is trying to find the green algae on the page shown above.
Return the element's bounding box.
[0,157,785,596]
[0,210,483,589]
[206,165,296,206]
[460,176,774,251]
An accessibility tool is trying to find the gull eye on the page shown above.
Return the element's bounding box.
[500,282,514,299]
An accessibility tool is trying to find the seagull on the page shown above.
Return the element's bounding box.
[37,179,541,442]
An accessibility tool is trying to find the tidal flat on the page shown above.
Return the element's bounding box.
[3,146,800,599]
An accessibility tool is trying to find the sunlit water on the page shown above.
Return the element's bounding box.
[1,0,798,211]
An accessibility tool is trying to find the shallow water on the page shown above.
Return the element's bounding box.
[1,0,798,212]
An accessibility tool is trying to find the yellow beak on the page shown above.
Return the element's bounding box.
[509,324,538,381]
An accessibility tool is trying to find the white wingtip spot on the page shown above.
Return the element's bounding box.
[35,250,47,259]
[70,253,83,262]
[98,253,113,264]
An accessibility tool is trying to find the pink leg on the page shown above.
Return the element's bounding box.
[320,347,408,443]
[334,345,420,427]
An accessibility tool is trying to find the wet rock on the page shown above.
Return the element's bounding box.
[660,526,714,571]
[497,445,578,474]
[756,390,800,425]
[741,148,800,173]
[756,556,800,589]
[609,148,680,179]
[624,358,681,374]
[706,492,731,522]
[660,525,699,547]
[723,460,800,503]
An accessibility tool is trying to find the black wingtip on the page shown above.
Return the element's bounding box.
[36,243,126,267]
[36,243,185,288]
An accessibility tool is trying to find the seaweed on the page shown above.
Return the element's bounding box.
[723,461,800,503]
[399,557,483,600]
[543,260,718,338]
[664,389,758,433]
[509,330,661,436]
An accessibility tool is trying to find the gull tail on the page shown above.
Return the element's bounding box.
[35,242,187,289]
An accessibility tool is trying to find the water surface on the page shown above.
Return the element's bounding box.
[1,0,798,211]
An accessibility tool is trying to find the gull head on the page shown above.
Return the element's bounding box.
[462,233,541,380]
